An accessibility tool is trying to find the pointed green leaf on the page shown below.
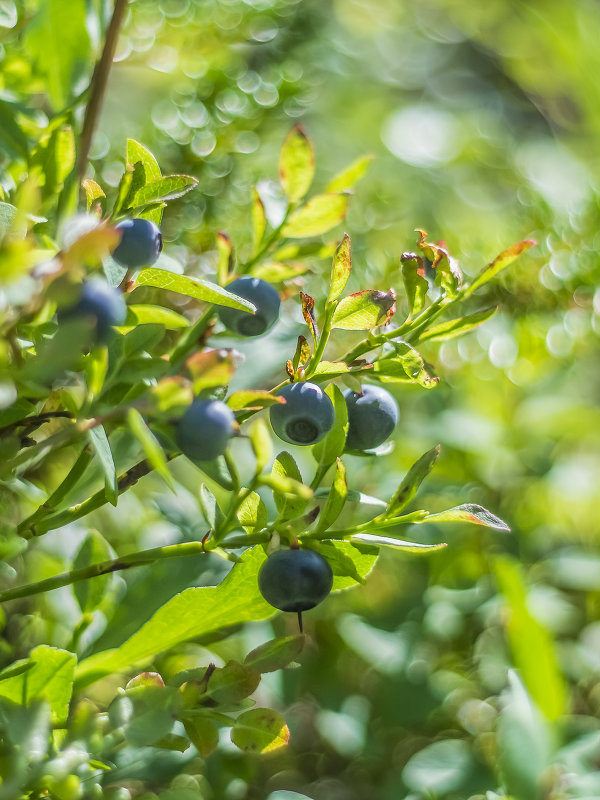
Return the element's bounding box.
[401,253,429,318]
[495,558,566,720]
[136,268,256,312]
[420,307,498,342]
[127,408,174,491]
[88,425,118,506]
[331,290,395,330]
[315,458,347,532]
[421,504,510,531]
[83,179,106,213]
[126,138,161,182]
[132,175,199,207]
[465,239,537,297]
[121,304,189,330]
[250,261,308,282]
[326,154,373,193]
[216,231,232,286]
[236,490,268,535]
[282,194,349,238]
[373,342,439,388]
[386,445,440,517]
[231,707,289,753]
[312,384,348,468]
[244,634,305,673]
[227,390,284,411]
[0,645,76,725]
[74,547,274,688]
[306,539,376,589]
[351,533,447,553]
[279,125,315,202]
[328,232,352,303]
[270,451,310,520]
[415,229,463,299]
[251,188,266,257]
[249,418,272,474]
[199,484,223,529]
[73,530,115,613]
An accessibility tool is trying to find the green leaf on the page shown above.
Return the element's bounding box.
[23,0,91,109]
[312,384,348,469]
[415,229,463,299]
[0,202,18,240]
[0,98,29,158]
[331,290,395,330]
[244,634,305,673]
[386,445,440,517]
[126,138,161,182]
[326,154,373,193]
[205,661,260,704]
[373,342,439,388]
[231,708,290,753]
[199,484,223,529]
[497,671,554,800]
[350,533,447,554]
[421,504,510,531]
[136,268,256,312]
[495,557,567,720]
[127,408,174,491]
[73,531,115,613]
[227,390,285,411]
[112,167,133,218]
[401,253,429,318]
[121,304,189,330]
[74,547,274,688]
[123,323,166,356]
[465,239,537,297]
[315,458,347,532]
[328,232,352,303]
[216,231,233,286]
[279,125,315,202]
[249,418,272,474]
[236,490,268,535]
[251,188,266,257]
[183,717,219,757]
[82,179,106,213]
[270,451,310,521]
[250,261,308,282]
[282,194,349,238]
[403,739,474,795]
[0,645,76,725]
[310,539,377,589]
[130,175,199,207]
[88,425,118,506]
[420,307,498,342]
[185,348,236,393]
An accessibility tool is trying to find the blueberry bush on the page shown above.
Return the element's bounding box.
[1,1,598,799]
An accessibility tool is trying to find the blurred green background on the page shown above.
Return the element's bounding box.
[3,0,600,797]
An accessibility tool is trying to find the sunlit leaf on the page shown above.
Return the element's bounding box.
[421,503,510,531]
[251,187,266,256]
[231,708,289,753]
[132,175,199,207]
[135,268,256,312]
[420,307,498,342]
[415,229,463,299]
[386,445,440,517]
[236,491,268,535]
[227,389,284,411]
[282,194,349,238]
[279,125,315,202]
[401,252,429,318]
[326,154,373,193]
[331,290,395,330]
[328,232,352,303]
[465,239,537,297]
[315,458,347,532]
[126,138,161,182]
[351,532,447,553]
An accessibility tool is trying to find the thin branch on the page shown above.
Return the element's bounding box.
[77,0,129,181]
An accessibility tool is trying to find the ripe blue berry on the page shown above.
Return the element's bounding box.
[270,382,334,446]
[258,549,333,613]
[176,399,236,461]
[218,276,280,337]
[343,384,399,451]
[61,278,127,343]
[112,218,163,268]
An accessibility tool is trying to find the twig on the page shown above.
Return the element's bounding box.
[77,0,129,181]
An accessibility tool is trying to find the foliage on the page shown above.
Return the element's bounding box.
[0,0,598,798]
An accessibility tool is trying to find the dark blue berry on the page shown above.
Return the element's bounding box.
[258,549,333,613]
[61,278,127,343]
[218,276,280,337]
[270,382,334,446]
[176,399,236,461]
[343,384,399,451]
[112,218,163,269]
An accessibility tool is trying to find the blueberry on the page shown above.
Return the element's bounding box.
[112,218,163,268]
[176,399,236,461]
[343,384,399,451]
[61,278,127,343]
[217,276,280,337]
[258,549,333,613]
[270,382,334,446]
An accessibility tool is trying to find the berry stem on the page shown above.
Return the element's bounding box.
[297,610,303,633]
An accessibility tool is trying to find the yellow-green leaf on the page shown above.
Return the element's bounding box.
[282,194,349,238]
[279,125,315,202]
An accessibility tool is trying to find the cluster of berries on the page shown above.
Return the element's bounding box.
[63,217,401,625]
